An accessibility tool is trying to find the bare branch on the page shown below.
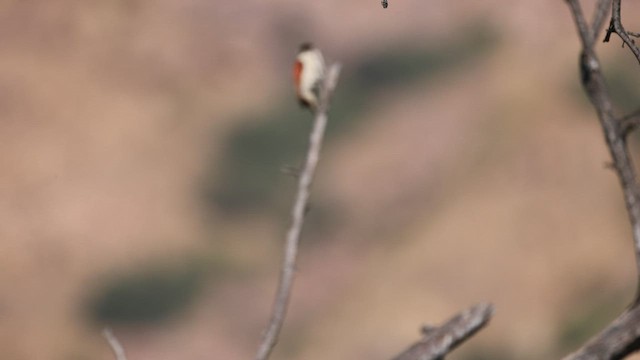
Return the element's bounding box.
[254,63,342,360]
[567,0,596,48]
[620,108,640,137]
[102,327,127,360]
[592,0,612,42]
[565,1,640,358]
[563,305,640,360]
[568,0,640,289]
[390,303,494,360]
[604,0,640,64]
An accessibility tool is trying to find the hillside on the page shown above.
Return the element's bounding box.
[1,1,640,359]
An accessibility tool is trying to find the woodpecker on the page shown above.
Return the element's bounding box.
[293,42,325,111]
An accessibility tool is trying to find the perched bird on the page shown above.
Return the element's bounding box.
[293,42,325,111]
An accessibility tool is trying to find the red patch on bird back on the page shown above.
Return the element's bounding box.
[293,60,303,87]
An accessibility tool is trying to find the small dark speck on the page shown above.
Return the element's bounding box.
[382,0,388,8]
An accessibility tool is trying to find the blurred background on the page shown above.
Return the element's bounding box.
[2,1,640,359]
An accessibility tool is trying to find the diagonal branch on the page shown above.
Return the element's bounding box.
[254,63,342,360]
[567,0,640,298]
[567,0,610,49]
[102,327,128,360]
[563,305,640,360]
[565,1,640,358]
[603,0,640,64]
[592,0,612,42]
[390,303,494,360]
[567,0,594,48]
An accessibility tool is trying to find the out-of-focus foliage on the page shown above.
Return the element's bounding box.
[606,65,640,114]
[87,259,211,324]
[556,290,628,354]
[203,23,498,216]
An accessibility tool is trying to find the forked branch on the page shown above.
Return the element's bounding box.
[603,0,640,64]
[567,0,640,296]
[565,0,640,358]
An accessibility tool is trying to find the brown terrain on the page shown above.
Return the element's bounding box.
[1,1,640,359]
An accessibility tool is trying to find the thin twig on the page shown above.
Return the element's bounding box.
[604,0,640,64]
[254,63,342,360]
[102,327,128,360]
[390,303,494,360]
[620,108,640,137]
[565,1,640,358]
[567,0,595,48]
[592,0,612,41]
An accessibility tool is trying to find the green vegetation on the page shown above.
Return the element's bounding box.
[556,290,629,354]
[206,111,310,214]
[606,65,640,114]
[203,23,498,216]
[87,259,209,324]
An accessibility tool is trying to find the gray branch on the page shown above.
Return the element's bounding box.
[604,0,640,64]
[254,63,342,360]
[563,306,640,360]
[565,1,640,358]
[102,327,128,360]
[390,303,494,360]
[591,0,612,39]
[568,0,640,291]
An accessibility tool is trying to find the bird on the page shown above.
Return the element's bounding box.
[293,42,325,111]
